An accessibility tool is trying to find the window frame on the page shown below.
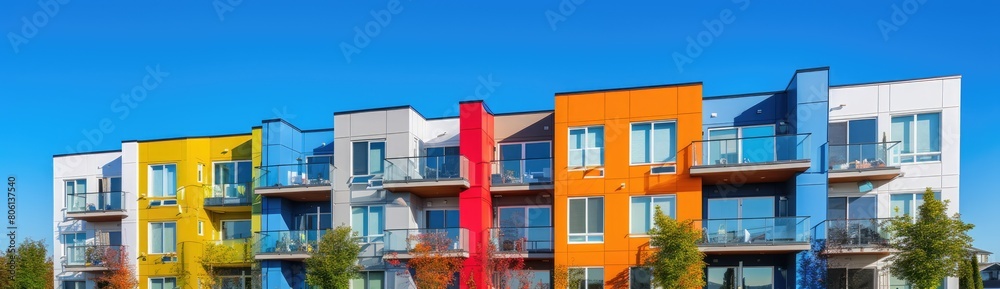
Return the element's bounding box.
[629,121,678,165]
[567,197,604,244]
[889,191,941,220]
[891,112,942,163]
[568,126,605,169]
[352,140,387,177]
[351,271,387,289]
[148,221,177,254]
[148,164,178,198]
[211,160,253,186]
[629,195,677,237]
[197,221,204,236]
[705,125,776,164]
[64,179,87,211]
[148,277,178,289]
[221,219,252,240]
[568,267,605,289]
[351,205,385,243]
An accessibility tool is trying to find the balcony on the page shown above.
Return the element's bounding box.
[255,230,324,261]
[255,160,333,202]
[490,158,553,194]
[382,155,472,198]
[65,192,128,222]
[203,238,255,267]
[488,227,554,259]
[383,228,470,259]
[828,142,902,183]
[204,183,253,213]
[63,245,124,272]
[814,219,892,256]
[691,134,812,184]
[695,216,811,254]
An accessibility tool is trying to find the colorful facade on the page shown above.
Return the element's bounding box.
[53,68,962,289]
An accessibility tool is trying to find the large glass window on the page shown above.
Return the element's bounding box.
[65,179,87,212]
[706,197,775,244]
[630,195,676,235]
[150,222,177,254]
[222,220,252,239]
[629,267,658,289]
[352,141,386,176]
[568,197,604,242]
[497,206,552,251]
[351,271,385,289]
[890,192,941,218]
[827,268,875,289]
[892,113,941,163]
[569,267,604,289]
[707,125,775,164]
[826,196,877,220]
[631,121,677,164]
[352,206,385,243]
[63,281,85,289]
[150,164,177,197]
[425,146,461,179]
[62,232,86,265]
[707,267,774,289]
[499,142,552,183]
[149,277,177,289]
[214,161,252,198]
[569,126,605,167]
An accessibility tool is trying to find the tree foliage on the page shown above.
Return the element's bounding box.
[404,231,464,289]
[484,230,538,289]
[887,188,974,289]
[961,254,984,289]
[92,247,138,289]
[305,226,363,289]
[0,239,54,289]
[644,206,706,289]
[200,238,256,288]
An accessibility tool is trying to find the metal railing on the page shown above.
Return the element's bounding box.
[255,230,326,255]
[203,238,255,264]
[813,218,891,249]
[63,245,124,267]
[828,142,901,171]
[204,182,253,206]
[488,226,554,253]
[694,216,811,246]
[490,158,553,185]
[691,134,811,166]
[65,192,127,213]
[256,160,333,188]
[383,155,471,182]
[384,228,470,253]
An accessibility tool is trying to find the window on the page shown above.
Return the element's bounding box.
[62,232,86,265]
[892,113,941,163]
[65,179,87,212]
[498,142,553,184]
[707,125,775,165]
[197,221,204,236]
[708,267,774,289]
[629,267,658,289]
[149,277,177,289]
[222,220,252,239]
[214,161,252,198]
[569,267,604,289]
[630,196,676,235]
[569,126,604,167]
[890,192,941,218]
[827,268,875,289]
[351,271,385,289]
[888,274,944,289]
[631,121,677,164]
[150,222,177,254]
[497,206,553,251]
[352,206,384,243]
[568,197,604,242]
[826,196,877,220]
[63,281,85,289]
[149,164,177,197]
[197,163,204,183]
[352,141,386,176]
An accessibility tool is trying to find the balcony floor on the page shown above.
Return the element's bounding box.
[698,243,811,254]
[822,245,893,256]
[490,182,554,194]
[63,265,110,272]
[255,185,330,202]
[66,211,128,222]
[382,251,470,259]
[828,167,901,183]
[692,159,811,185]
[255,253,311,261]
[382,179,470,198]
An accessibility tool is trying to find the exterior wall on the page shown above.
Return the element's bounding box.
[133,135,254,289]
[53,151,136,289]
[458,101,495,287]
[553,84,704,285]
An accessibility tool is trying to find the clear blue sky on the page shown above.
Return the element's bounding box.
[1,1,997,257]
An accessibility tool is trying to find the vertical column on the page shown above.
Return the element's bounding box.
[458,101,495,289]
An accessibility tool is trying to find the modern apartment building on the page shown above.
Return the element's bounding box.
[52,67,961,289]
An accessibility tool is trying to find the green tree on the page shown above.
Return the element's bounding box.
[7,239,54,289]
[970,254,984,289]
[887,188,974,289]
[644,206,706,289]
[305,226,363,289]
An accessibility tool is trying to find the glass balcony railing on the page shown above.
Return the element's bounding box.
[813,218,891,250]
[255,230,325,255]
[384,228,470,254]
[383,155,471,182]
[490,158,553,185]
[203,238,254,264]
[63,245,124,267]
[488,226,553,253]
[829,142,901,171]
[694,216,811,246]
[65,192,126,213]
[691,134,811,166]
[204,182,253,207]
[256,159,333,188]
